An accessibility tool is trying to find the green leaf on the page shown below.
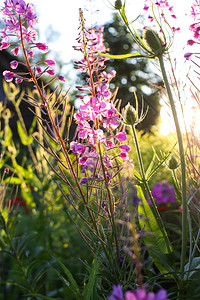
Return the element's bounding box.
[98,52,149,60]
[83,255,100,299]
[2,177,24,185]
[185,257,200,280]
[137,186,173,274]
[17,121,33,145]
[54,259,82,300]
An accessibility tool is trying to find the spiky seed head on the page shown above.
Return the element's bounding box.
[123,103,138,126]
[114,0,122,10]
[143,27,165,56]
[168,155,179,170]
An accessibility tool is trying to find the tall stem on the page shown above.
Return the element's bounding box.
[131,124,171,252]
[158,55,187,275]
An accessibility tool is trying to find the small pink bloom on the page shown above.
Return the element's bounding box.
[79,156,88,165]
[80,177,88,185]
[47,69,55,76]
[115,132,127,142]
[3,70,14,82]
[187,39,195,46]
[12,47,20,56]
[36,66,42,74]
[27,49,34,58]
[15,77,23,84]
[119,152,128,160]
[45,59,56,66]
[0,42,10,50]
[119,144,131,152]
[70,142,86,155]
[36,42,48,52]
[184,52,192,60]
[106,139,114,149]
[57,76,65,82]
[10,60,18,69]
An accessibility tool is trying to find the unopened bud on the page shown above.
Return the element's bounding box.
[143,27,165,56]
[168,155,179,170]
[123,103,137,126]
[114,0,122,10]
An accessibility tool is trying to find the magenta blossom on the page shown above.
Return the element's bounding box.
[109,285,170,300]
[3,70,15,82]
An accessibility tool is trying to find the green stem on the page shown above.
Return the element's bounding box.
[131,124,171,252]
[158,55,187,275]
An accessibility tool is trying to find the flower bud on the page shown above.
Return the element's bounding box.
[114,0,122,10]
[123,103,137,126]
[143,28,165,56]
[168,155,179,170]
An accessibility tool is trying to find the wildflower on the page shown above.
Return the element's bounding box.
[109,285,170,300]
[10,60,18,69]
[115,132,127,142]
[109,285,123,300]
[3,70,15,82]
[151,181,176,204]
[168,155,179,170]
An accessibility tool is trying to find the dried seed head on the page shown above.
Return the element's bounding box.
[143,27,165,56]
[123,103,138,126]
[114,0,122,10]
[168,155,179,170]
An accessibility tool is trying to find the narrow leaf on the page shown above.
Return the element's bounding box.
[98,52,149,60]
[137,186,173,274]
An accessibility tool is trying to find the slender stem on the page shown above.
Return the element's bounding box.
[131,124,171,252]
[158,55,187,275]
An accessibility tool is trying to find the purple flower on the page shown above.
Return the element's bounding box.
[110,286,170,300]
[80,177,88,185]
[36,42,48,52]
[3,70,15,82]
[109,285,123,300]
[151,181,176,205]
[10,60,18,69]
[45,59,56,66]
[115,132,127,142]
[184,52,193,60]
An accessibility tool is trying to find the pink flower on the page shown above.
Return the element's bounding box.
[184,52,193,60]
[12,47,20,56]
[15,77,23,84]
[70,142,86,155]
[10,60,18,69]
[115,132,127,142]
[46,69,55,76]
[36,66,42,74]
[119,144,131,152]
[119,152,128,160]
[36,42,48,52]
[0,42,10,50]
[45,59,56,66]
[57,75,65,82]
[3,70,15,82]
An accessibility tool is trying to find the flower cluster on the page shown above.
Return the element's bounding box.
[0,0,65,84]
[143,0,180,33]
[184,0,200,60]
[151,181,176,205]
[109,285,170,300]
[71,9,132,185]
[71,10,130,184]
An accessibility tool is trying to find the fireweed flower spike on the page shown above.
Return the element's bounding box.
[102,0,187,276]
[0,0,64,94]
[71,8,135,268]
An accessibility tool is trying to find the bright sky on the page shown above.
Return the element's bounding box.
[29,0,197,135]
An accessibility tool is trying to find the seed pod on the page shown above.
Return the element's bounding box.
[143,27,165,56]
[123,103,138,126]
[168,155,179,170]
[114,0,122,10]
